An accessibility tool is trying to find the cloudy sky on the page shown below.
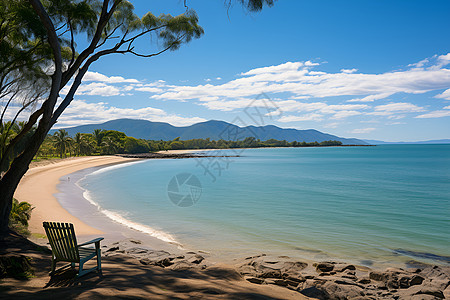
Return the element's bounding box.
[56,1,450,141]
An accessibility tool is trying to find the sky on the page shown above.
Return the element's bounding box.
[56,0,450,142]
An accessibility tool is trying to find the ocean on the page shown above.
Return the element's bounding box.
[71,145,450,267]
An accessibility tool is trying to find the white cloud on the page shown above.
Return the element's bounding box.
[435,88,450,100]
[332,110,362,119]
[55,100,206,128]
[278,113,323,122]
[444,106,450,109]
[341,68,357,74]
[241,61,315,76]
[369,102,425,116]
[438,53,450,66]
[323,122,340,128]
[84,71,140,83]
[351,127,376,134]
[216,77,222,80]
[415,110,450,119]
[151,55,450,114]
[77,82,121,96]
[387,121,406,125]
[347,93,393,102]
[135,86,164,93]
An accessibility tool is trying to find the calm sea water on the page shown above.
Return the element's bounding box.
[77,145,450,267]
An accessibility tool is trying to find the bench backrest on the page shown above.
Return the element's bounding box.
[43,222,80,262]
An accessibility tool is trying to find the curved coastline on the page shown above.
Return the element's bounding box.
[11,155,450,300]
[15,156,141,235]
[71,164,182,246]
[15,155,186,254]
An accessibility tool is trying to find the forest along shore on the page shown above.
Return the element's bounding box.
[117,151,239,159]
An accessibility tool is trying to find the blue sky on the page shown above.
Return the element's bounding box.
[57,0,450,142]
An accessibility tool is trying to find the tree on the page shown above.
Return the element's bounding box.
[52,129,72,158]
[100,136,118,154]
[92,129,104,149]
[0,0,204,232]
[0,0,272,232]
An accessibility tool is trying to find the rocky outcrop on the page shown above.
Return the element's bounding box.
[238,257,450,300]
[104,241,450,300]
[103,239,206,271]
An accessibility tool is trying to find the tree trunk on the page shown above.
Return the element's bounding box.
[0,124,50,233]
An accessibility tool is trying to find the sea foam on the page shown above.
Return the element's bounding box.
[76,163,181,247]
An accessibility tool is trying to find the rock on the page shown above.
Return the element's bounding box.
[322,281,365,300]
[402,284,445,299]
[202,265,242,280]
[239,265,256,276]
[244,254,266,260]
[444,286,450,299]
[387,278,399,289]
[358,277,371,284]
[245,276,264,284]
[369,271,386,281]
[285,279,301,288]
[410,275,425,286]
[334,278,364,288]
[139,258,151,265]
[238,255,307,280]
[167,261,193,271]
[284,275,306,284]
[105,246,119,252]
[298,286,330,300]
[399,274,425,288]
[316,262,335,273]
[264,278,288,287]
[416,287,445,298]
[429,279,450,291]
[408,295,442,300]
[188,254,204,264]
[334,264,356,272]
[156,257,174,267]
[341,275,358,281]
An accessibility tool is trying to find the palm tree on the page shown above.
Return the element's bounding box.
[53,129,72,158]
[101,136,118,155]
[93,129,104,148]
[9,198,33,227]
[73,132,83,156]
[73,133,96,156]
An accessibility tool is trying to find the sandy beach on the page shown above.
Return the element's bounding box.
[14,156,142,236]
[4,156,309,299]
[4,155,449,299]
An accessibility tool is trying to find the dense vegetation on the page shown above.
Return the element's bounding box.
[34,128,343,159]
[9,198,33,236]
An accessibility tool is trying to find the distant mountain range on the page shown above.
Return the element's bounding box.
[52,119,368,145]
[363,139,450,145]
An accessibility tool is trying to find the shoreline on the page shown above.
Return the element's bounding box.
[16,154,448,267]
[15,156,142,236]
[11,155,450,299]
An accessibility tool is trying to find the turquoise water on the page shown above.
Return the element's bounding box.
[77,145,450,267]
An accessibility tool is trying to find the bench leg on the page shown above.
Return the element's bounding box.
[97,249,101,271]
[49,258,57,275]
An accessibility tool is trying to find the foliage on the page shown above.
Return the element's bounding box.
[9,198,33,236]
[52,129,72,158]
[33,127,344,158]
[0,0,272,232]
[0,0,205,180]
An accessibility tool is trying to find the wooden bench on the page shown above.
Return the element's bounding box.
[43,222,103,277]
